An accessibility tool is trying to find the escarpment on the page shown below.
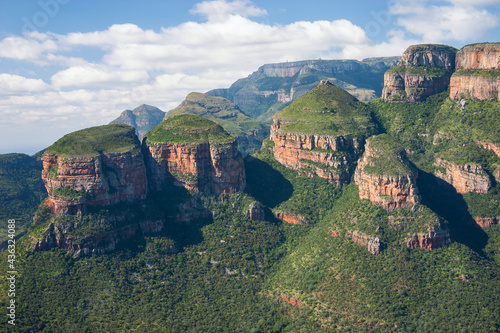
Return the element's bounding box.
[383,44,457,103]
[271,80,377,185]
[434,158,491,194]
[450,43,500,101]
[41,125,148,215]
[354,134,420,211]
[144,115,246,194]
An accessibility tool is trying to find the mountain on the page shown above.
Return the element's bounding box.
[3,43,500,332]
[109,104,166,140]
[207,57,399,122]
[164,92,268,155]
[0,153,46,243]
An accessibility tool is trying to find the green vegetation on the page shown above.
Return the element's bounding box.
[0,153,46,242]
[145,115,234,145]
[363,134,413,176]
[454,68,500,79]
[53,186,88,199]
[45,124,140,157]
[274,82,378,138]
[387,65,454,77]
[164,92,267,155]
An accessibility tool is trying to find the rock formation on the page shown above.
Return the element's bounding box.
[144,115,246,194]
[473,217,500,228]
[275,212,306,225]
[271,80,377,185]
[450,43,500,101]
[434,158,491,194]
[247,202,265,221]
[407,227,451,250]
[347,230,383,255]
[382,44,457,103]
[109,104,166,140]
[41,125,148,215]
[354,134,421,211]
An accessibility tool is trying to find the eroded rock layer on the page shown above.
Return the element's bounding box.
[450,43,500,101]
[383,44,457,103]
[434,158,491,194]
[42,150,148,215]
[354,135,421,211]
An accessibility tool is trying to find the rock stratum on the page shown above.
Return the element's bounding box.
[354,134,421,211]
[434,158,491,194]
[382,44,457,103]
[41,125,148,215]
[271,80,377,185]
[144,115,246,194]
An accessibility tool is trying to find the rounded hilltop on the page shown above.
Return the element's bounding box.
[361,134,413,177]
[273,80,377,138]
[45,124,140,157]
[145,114,234,144]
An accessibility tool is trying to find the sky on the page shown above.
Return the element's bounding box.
[1,0,500,154]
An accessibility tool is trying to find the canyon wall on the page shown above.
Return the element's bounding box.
[145,140,246,194]
[41,150,148,215]
[434,158,491,194]
[382,44,457,103]
[450,43,500,101]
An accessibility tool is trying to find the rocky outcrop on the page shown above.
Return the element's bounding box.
[145,140,246,194]
[450,43,500,101]
[407,227,451,250]
[280,296,302,307]
[247,202,265,221]
[31,217,164,259]
[354,135,421,211]
[434,158,491,194]
[271,120,361,185]
[473,217,500,228]
[275,212,306,225]
[475,140,500,158]
[383,44,457,103]
[347,230,383,255]
[41,150,148,215]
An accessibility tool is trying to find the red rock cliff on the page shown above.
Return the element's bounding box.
[270,119,361,185]
[450,43,500,101]
[42,150,148,215]
[434,158,491,194]
[407,227,451,250]
[354,135,421,211]
[383,44,456,103]
[146,140,246,194]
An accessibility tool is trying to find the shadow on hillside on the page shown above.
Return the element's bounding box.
[417,170,488,255]
[244,155,293,208]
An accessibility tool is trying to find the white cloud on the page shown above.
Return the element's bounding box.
[51,65,150,88]
[0,74,50,94]
[390,0,499,42]
[190,0,267,22]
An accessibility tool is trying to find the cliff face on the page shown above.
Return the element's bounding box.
[474,217,500,228]
[407,227,451,250]
[354,135,421,211]
[347,230,383,255]
[383,44,456,103]
[31,216,164,258]
[271,121,360,184]
[146,139,245,194]
[275,212,306,225]
[42,151,148,215]
[450,43,500,101]
[434,158,491,194]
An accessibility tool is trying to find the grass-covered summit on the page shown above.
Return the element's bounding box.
[362,134,413,177]
[273,80,377,137]
[45,124,140,157]
[145,114,234,144]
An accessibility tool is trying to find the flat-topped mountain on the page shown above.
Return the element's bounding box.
[382,44,457,103]
[109,104,166,140]
[144,115,246,194]
[271,80,378,185]
[208,57,399,122]
[164,92,267,155]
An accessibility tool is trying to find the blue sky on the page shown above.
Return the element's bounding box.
[1,0,500,154]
